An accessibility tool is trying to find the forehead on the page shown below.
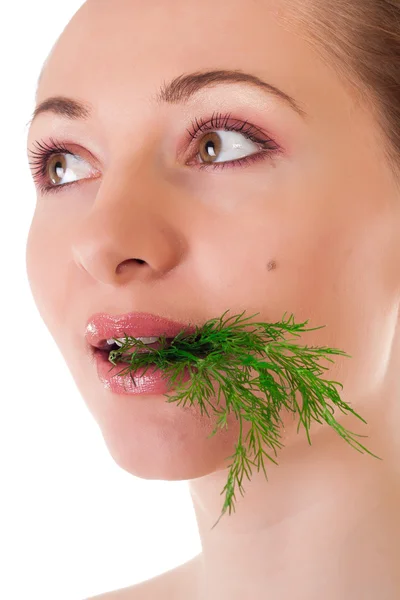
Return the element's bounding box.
[38,1,319,102]
[34,0,361,144]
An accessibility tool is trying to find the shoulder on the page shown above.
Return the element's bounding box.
[83,553,202,600]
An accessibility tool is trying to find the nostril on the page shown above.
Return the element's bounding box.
[117,258,146,274]
[121,258,146,265]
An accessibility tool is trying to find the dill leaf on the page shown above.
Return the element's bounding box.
[105,310,382,528]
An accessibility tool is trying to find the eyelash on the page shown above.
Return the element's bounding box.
[28,110,281,196]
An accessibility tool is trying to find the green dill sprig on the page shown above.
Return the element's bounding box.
[105,310,382,529]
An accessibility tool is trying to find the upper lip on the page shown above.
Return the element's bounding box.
[85,312,200,350]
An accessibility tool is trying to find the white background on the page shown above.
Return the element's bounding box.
[0,2,201,598]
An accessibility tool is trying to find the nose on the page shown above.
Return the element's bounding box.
[71,165,187,286]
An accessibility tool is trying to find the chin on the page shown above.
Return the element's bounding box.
[97,405,241,481]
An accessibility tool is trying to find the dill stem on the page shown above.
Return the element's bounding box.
[105,310,382,527]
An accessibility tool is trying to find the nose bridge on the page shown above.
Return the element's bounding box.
[94,140,161,212]
[70,150,187,284]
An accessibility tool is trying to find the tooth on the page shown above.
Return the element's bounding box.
[135,336,160,344]
[106,336,160,346]
[106,338,124,347]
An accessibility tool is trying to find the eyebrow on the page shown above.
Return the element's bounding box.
[27,68,307,128]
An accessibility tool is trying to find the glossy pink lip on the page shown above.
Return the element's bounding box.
[93,348,193,396]
[85,312,199,349]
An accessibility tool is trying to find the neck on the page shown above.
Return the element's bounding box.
[189,392,400,599]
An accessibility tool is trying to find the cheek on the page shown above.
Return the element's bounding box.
[26,216,53,322]
[210,204,398,410]
[275,217,398,405]
[25,213,73,340]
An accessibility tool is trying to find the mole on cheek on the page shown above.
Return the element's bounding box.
[267,260,277,271]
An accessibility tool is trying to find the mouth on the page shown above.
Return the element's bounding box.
[96,335,176,355]
[85,311,200,354]
[92,331,214,369]
[92,337,197,396]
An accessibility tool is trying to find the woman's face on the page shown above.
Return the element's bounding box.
[26,0,400,480]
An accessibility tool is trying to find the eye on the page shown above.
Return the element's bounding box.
[46,153,93,186]
[27,138,99,196]
[197,130,260,165]
[185,112,281,171]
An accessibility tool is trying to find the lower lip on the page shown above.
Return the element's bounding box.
[93,348,193,396]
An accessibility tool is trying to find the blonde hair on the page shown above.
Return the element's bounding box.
[283,0,400,186]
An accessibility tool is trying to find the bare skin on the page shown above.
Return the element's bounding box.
[26,0,400,598]
[83,555,201,599]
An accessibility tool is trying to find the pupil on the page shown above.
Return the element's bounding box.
[55,162,64,174]
[206,141,216,156]
[50,157,65,185]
